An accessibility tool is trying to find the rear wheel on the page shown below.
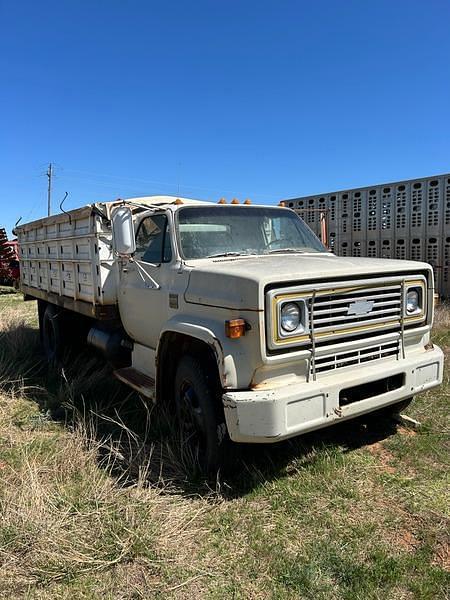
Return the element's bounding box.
[41,304,67,363]
[174,355,230,473]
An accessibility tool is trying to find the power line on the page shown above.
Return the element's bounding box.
[60,167,276,200]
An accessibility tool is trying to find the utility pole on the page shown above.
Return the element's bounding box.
[46,163,53,216]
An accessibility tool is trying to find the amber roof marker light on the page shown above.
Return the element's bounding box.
[218,198,227,204]
[244,198,251,205]
[231,198,240,204]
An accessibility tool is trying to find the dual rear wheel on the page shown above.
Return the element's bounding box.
[40,303,66,363]
[39,302,90,363]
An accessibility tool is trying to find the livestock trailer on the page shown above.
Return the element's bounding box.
[283,173,450,298]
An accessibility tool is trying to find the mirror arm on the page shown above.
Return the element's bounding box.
[129,257,161,289]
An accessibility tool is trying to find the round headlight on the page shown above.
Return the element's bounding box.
[406,289,419,314]
[280,302,300,332]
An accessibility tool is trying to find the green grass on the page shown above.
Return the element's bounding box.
[0,294,448,598]
[0,285,17,295]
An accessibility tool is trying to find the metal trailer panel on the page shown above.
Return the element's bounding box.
[285,173,450,298]
[15,203,119,309]
[444,179,450,293]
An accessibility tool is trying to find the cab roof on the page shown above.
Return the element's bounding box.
[15,195,267,232]
[124,195,214,207]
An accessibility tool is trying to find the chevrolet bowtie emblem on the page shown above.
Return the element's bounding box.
[347,300,375,316]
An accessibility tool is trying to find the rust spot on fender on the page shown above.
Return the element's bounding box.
[250,381,274,390]
[222,397,236,409]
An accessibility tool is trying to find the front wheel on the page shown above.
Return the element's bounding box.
[174,355,230,473]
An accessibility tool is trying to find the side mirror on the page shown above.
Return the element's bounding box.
[112,206,136,255]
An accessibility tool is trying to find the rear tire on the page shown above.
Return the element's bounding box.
[42,304,67,363]
[174,355,231,473]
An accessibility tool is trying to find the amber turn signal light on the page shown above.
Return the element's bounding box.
[225,318,247,339]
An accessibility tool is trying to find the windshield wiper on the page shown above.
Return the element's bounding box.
[207,251,247,258]
[267,248,309,254]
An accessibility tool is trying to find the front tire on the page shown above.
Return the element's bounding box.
[174,355,230,473]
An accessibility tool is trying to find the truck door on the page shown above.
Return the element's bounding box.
[118,212,173,349]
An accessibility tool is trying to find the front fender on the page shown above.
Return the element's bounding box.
[158,316,238,389]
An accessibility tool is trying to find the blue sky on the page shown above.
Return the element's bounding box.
[1,0,450,236]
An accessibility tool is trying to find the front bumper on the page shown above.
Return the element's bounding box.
[223,345,444,443]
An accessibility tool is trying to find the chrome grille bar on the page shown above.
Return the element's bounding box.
[313,299,401,316]
[312,287,401,303]
[400,280,406,360]
[313,307,400,325]
[309,290,317,382]
[313,339,400,374]
[308,283,402,335]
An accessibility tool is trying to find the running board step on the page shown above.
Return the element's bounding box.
[114,367,155,399]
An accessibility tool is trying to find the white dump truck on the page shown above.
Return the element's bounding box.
[14,196,444,468]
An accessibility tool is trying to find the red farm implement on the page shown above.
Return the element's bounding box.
[0,228,19,287]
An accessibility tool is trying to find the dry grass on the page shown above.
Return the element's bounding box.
[0,388,213,598]
[434,302,450,338]
[0,295,449,598]
[0,302,215,597]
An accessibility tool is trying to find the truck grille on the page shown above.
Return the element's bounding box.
[308,283,402,339]
[267,273,426,353]
[313,339,400,374]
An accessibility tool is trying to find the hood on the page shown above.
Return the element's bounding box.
[184,253,430,310]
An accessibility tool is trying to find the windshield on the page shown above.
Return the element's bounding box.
[177,206,326,259]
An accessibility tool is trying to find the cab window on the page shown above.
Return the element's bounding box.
[135,214,172,263]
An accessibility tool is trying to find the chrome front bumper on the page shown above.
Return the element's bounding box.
[223,345,444,443]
